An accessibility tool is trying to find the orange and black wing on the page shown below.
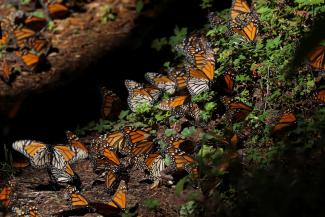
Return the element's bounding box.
[308,46,325,70]
[157,95,190,111]
[16,51,42,72]
[106,180,127,210]
[12,140,50,168]
[0,185,12,208]
[131,141,155,156]
[224,99,253,123]
[66,130,88,160]
[103,148,121,167]
[172,153,198,175]
[314,88,325,104]
[102,131,127,154]
[231,0,251,22]
[145,72,176,94]
[47,3,70,19]
[105,170,119,191]
[101,87,121,119]
[216,70,235,95]
[122,127,152,146]
[24,16,48,31]
[233,21,258,42]
[272,111,297,133]
[68,186,89,207]
[167,68,187,90]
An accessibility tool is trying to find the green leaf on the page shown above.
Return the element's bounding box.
[181,127,196,138]
[169,26,187,47]
[165,128,177,137]
[119,110,130,120]
[136,0,144,13]
[176,176,188,196]
[151,37,168,51]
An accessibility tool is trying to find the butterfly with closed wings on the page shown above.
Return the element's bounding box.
[125,80,161,112]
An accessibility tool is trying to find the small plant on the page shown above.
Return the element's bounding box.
[179,201,198,217]
[143,198,160,210]
[151,26,187,52]
[200,0,213,9]
[99,5,117,23]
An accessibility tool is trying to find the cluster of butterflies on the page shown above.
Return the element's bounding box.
[0,123,199,216]
[1,0,325,216]
[123,0,264,126]
[0,0,73,84]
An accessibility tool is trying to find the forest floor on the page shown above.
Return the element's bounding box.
[0,0,136,115]
[5,159,181,217]
[0,0,183,216]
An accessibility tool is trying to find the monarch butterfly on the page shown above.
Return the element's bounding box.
[138,153,166,181]
[26,37,51,55]
[12,140,87,170]
[101,87,121,119]
[162,135,195,155]
[101,148,129,193]
[157,95,190,111]
[41,1,70,19]
[122,127,152,147]
[99,131,128,154]
[167,67,187,91]
[24,16,48,32]
[231,0,251,23]
[105,180,127,210]
[208,11,226,27]
[145,72,177,94]
[272,111,297,133]
[7,28,37,49]
[67,186,89,207]
[0,181,14,209]
[125,80,161,112]
[0,56,17,83]
[216,70,235,95]
[177,34,215,95]
[49,163,80,186]
[186,66,215,96]
[66,131,89,160]
[169,152,198,176]
[16,51,43,72]
[230,0,259,42]
[122,127,155,156]
[0,17,13,38]
[307,46,325,70]
[182,34,215,75]
[222,97,253,123]
[313,88,325,104]
[173,102,201,121]
[130,140,155,156]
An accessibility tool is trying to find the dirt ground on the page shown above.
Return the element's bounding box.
[5,159,180,217]
[0,0,137,116]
